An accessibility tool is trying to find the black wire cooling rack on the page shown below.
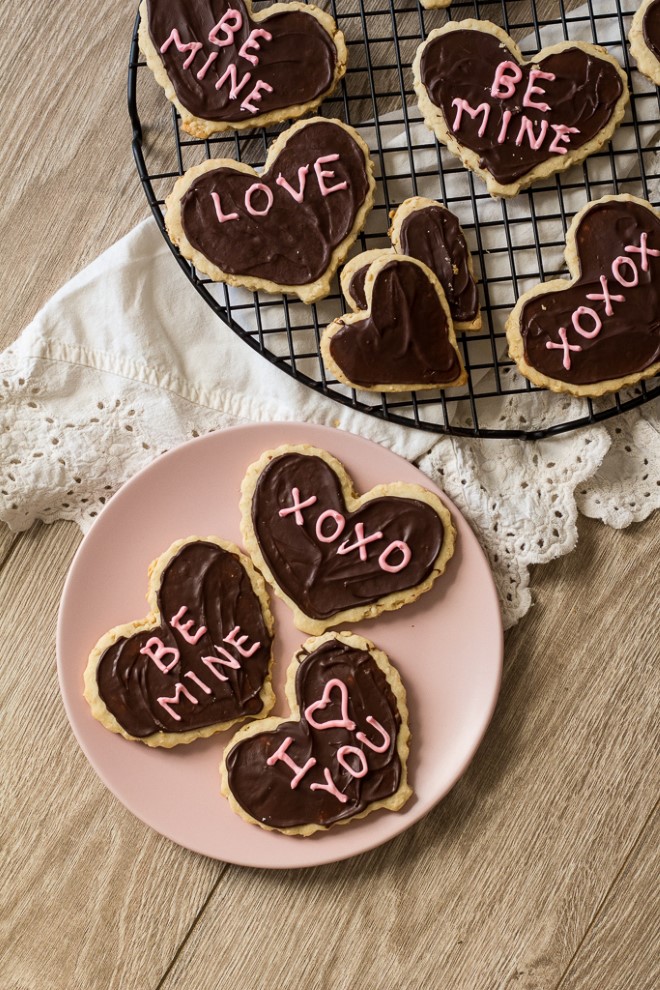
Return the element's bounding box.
[128,0,660,439]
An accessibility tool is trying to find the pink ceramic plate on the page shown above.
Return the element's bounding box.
[57,423,502,868]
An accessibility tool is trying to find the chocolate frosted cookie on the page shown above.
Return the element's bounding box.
[139,0,347,137]
[220,631,412,835]
[240,445,456,634]
[84,537,275,747]
[165,117,375,303]
[630,0,660,86]
[506,195,660,397]
[322,252,467,392]
[413,20,629,198]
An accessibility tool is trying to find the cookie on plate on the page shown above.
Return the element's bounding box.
[165,117,375,304]
[84,537,275,747]
[240,444,456,634]
[413,19,629,197]
[630,0,660,86]
[322,252,467,392]
[505,195,660,397]
[220,631,412,835]
[138,0,347,138]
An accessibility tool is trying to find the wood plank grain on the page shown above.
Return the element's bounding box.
[0,521,224,990]
[157,514,659,990]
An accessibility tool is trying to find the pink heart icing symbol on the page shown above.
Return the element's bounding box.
[304,678,356,731]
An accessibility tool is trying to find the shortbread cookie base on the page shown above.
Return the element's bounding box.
[239,444,456,635]
[505,194,660,397]
[164,117,376,304]
[138,0,348,138]
[220,631,412,836]
[413,19,629,199]
[630,0,660,86]
[83,536,276,747]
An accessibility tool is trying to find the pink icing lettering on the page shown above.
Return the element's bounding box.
[304,678,356,731]
[266,736,316,788]
[275,165,310,204]
[546,326,582,370]
[241,79,274,114]
[624,232,660,272]
[522,69,556,112]
[586,275,625,316]
[211,191,239,223]
[215,63,252,98]
[497,110,513,144]
[378,540,411,574]
[314,154,348,197]
[279,487,317,525]
[223,625,260,658]
[201,647,241,682]
[170,605,207,645]
[159,29,203,70]
[612,256,639,288]
[238,28,273,65]
[490,61,523,99]
[356,716,391,753]
[337,521,383,562]
[451,98,490,138]
[139,636,179,674]
[157,682,198,720]
[548,124,580,155]
[310,767,348,804]
[515,116,549,150]
[184,670,212,694]
[196,50,218,80]
[315,509,345,543]
[572,306,602,340]
[337,745,369,778]
[209,9,243,47]
[245,182,274,216]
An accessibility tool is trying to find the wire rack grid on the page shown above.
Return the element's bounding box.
[128,0,660,440]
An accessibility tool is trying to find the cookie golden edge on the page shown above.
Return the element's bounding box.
[412,19,630,199]
[164,117,376,304]
[239,444,457,635]
[219,630,412,836]
[505,194,660,397]
[83,535,276,748]
[630,0,660,86]
[321,251,468,392]
[138,0,348,138]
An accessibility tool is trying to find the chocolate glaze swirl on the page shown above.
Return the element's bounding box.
[332,259,463,387]
[225,639,403,829]
[521,201,660,385]
[180,121,371,285]
[643,0,660,61]
[96,542,272,737]
[146,0,338,123]
[252,452,446,619]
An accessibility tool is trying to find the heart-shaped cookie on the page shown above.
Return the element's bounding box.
[630,0,660,86]
[413,20,628,197]
[84,537,275,747]
[165,117,375,303]
[240,445,456,634]
[220,631,412,835]
[341,197,480,331]
[506,195,660,396]
[139,0,346,137]
[321,253,467,392]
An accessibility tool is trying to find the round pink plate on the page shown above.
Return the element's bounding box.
[57,422,502,868]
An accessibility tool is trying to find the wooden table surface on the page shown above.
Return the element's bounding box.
[2,3,658,988]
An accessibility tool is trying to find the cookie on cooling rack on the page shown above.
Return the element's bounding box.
[165,117,375,305]
[84,537,275,747]
[220,631,412,835]
[630,0,660,86]
[413,19,629,198]
[239,444,456,635]
[322,252,467,392]
[505,195,660,397]
[138,0,346,138]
